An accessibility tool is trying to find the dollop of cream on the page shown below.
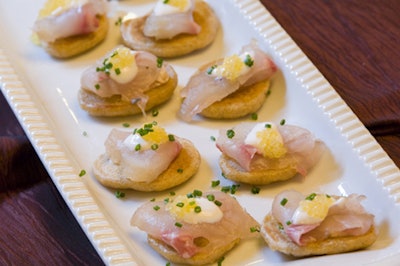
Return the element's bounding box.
[153,0,192,16]
[104,47,139,84]
[123,123,169,151]
[245,122,287,158]
[291,194,336,224]
[166,195,223,224]
[210,51,254,80]
[38,0,88,18]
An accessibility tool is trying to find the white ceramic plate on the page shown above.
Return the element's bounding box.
[1,0,400,265]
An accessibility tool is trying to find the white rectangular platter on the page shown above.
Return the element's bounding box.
[1,0,400,265]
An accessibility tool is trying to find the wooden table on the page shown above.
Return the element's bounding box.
[1,0,399,265]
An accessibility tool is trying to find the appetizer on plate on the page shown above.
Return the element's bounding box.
[32,0,108,58]
[131,190,259,265]
[216,121,325,185]
[261,189,377,257]
[93,122,200,192]
[120,0,219,58]
[78,45,178,117]
[179,41,277,121]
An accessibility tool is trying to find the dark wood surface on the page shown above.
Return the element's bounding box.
[1,0,399,265]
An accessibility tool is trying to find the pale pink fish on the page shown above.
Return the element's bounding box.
[271,189,375,246]
[131,191,259,258]
[104,128,182,183]
[179,42,277,121]
[216,122,325,174]
[143,0,201,40]
[80,47,169,113]
[33,0,107,43]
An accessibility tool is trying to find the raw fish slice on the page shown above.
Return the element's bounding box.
[33,0,106,42]
[131,191,259,258]
[179,41,277,121]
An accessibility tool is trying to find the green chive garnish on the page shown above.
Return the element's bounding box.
[115,190,125,198]
[226,129,235,139]
[280,198,288,206]
[244,54,254,67]
[151,143,159,150]
[157,58,164,68]
[306,193,317,201]
[211,180,220,187]
[207,194,215,201]
[175,222,182,228]
[251,186,260,194]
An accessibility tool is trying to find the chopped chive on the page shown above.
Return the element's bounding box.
[150,198,156,202]
[152,109,159,117]
[194,206,202,213]
[122,122,130,128]
[169,191,176,196]
[115,190,125,198]
[230,184,240,194]
[153,205,160,211]
[244,54,254,67]
[217,256,225,266]
[151,143,159,150]
[193,189,203,197]
[211,180,220,187]
[214,200,222,207]
[280,119,286,125]
[176,202,184,208]
[265,123,272,128]
[210,135,216,141]
[286,220,292,225]
[250,113,258,120]
[280,198,288,206]
[250,226,260,233]
[226,129,235,139]
[135,144,141,151]
[95,84,100,90]
[305,193,317,201]
[175,222,182,228]
[206,65,217,75]
[157,57,164,68]
[206,194,215,201]
[78,169,86,177]
[111,51,118,57]
[177,168,183,173]
[251,186,260,194]
[221,186,230,193]
[115,68,121,75]
[114,17,122,26]
[168,134,175,141]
